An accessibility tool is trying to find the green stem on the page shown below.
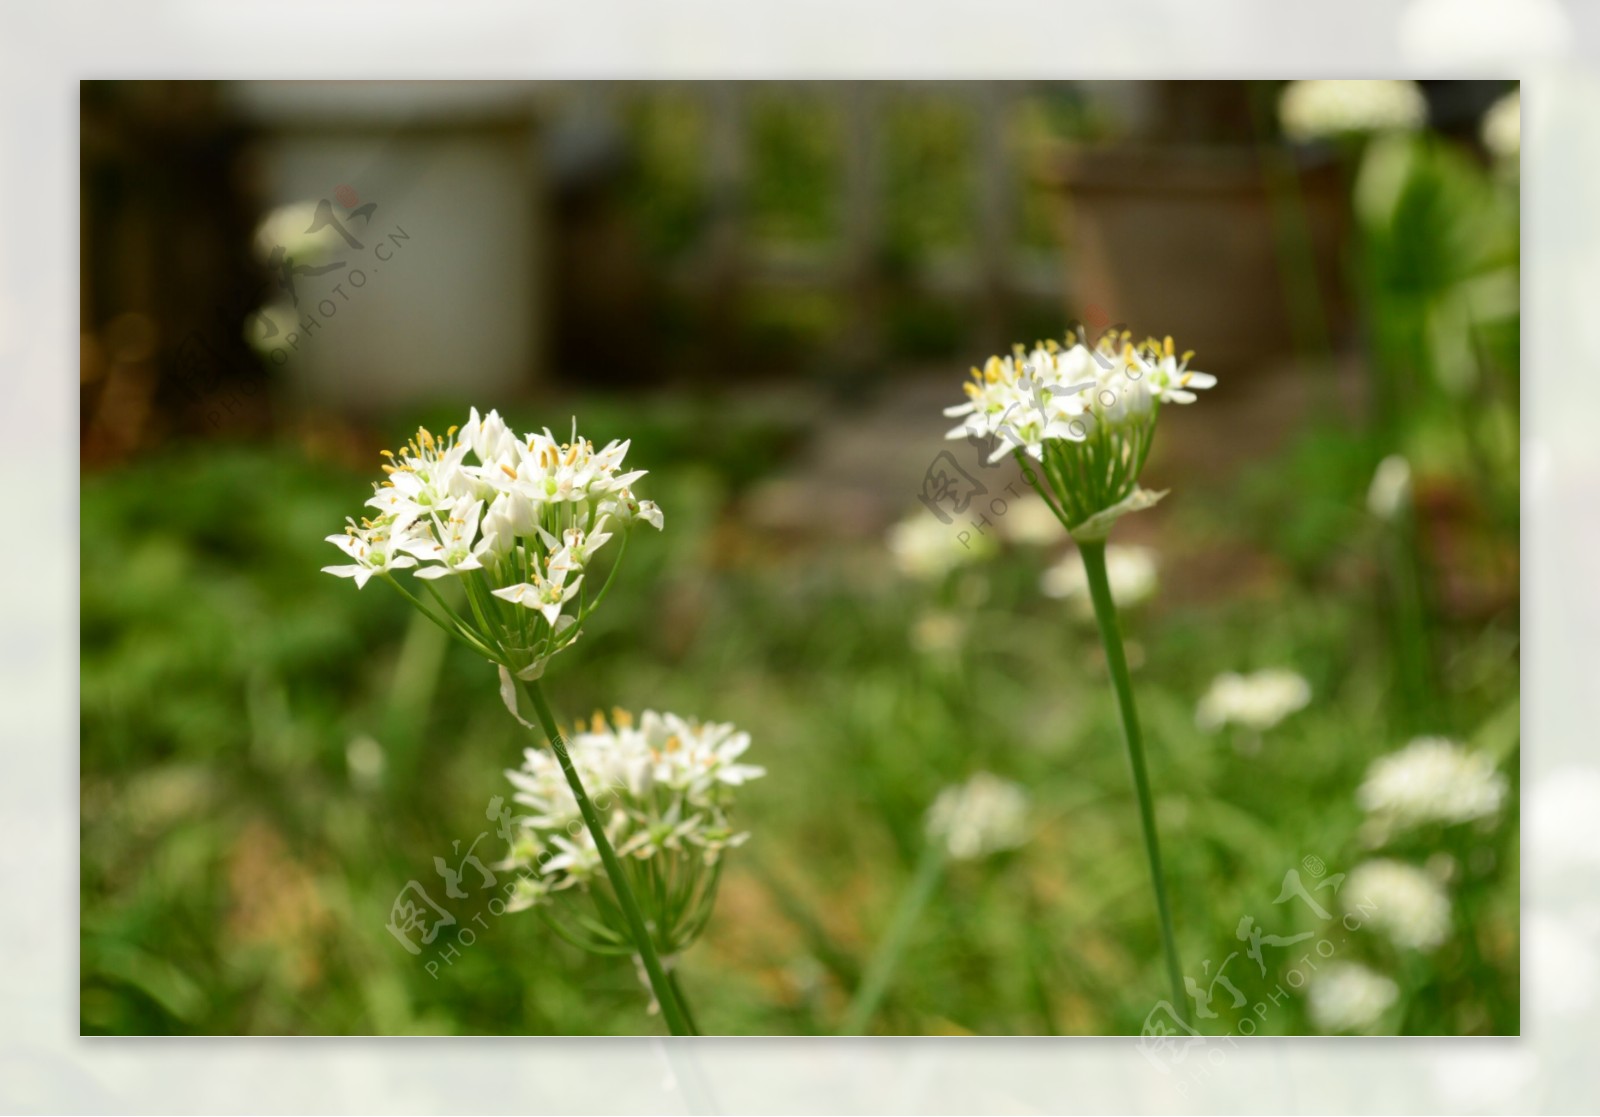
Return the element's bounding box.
[668,969,702,1036]
[841,842,945,1035]
[517,678,697,1037]
[1076,538,1189,1024]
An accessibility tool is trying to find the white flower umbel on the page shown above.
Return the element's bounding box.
[1307,962,1400,1033]
[925,772,1030,862]
[1041,544,1157,617]
[323,409,662,684]
[502,709,763,958]
[941,328,1211,1022]
[1279,80,1428,142]
[322,409,696,1035]
[1357,736,1508,836]
[845,771,1028,1034]
[944,332,1213,542]
[1345,859,1453,952]
[1195,669,1312,734]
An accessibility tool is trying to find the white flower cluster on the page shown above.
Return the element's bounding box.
[323,409,662,679]
[1307,961,1400,1033]
[1357,736,1508,834]
[1344,858,1453,952]
[943,331,1214,539]
[1279,80,1428,142]
[944,333,1214,465]
[502,709,764,952]
[1195,669,1312,733]
[925,772,1029,861]
[1041,544,1158,616]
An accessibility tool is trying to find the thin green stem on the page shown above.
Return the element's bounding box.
[516,678,697,1037]
[1076,539,1188,1023]
[841,842,946,1035]
[668,969,701,1036]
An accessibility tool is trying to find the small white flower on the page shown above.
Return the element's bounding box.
[404,495,492,579]
[1357,737,1508,833]
[887,512,995,581]
[1481,88,1520,161]
[1279,80,1428,141]
[1041,545,1158,616]
[491,547,584,628]
[321,515,419,588]
[1307,962,1400,1033]
[1345,859,1453,952]
[1195,669,1312,733]
[925,772,1029,861]
[1367,454,1413,521]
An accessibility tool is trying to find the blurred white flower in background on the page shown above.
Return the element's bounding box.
[1357,736,1509,835]
[1279,80,1428,142]
[1195,669,1311,733]
[1307,961,1400,1033]
[1482,87,1521,161]
[1345,859,1453,951]
[925,772,1029,861]
[1041,544,1158,617]
[887,511,996,581]
[997,492,1066,546]
[1367,454,1414,521]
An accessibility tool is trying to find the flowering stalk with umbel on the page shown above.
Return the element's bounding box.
[945,329,1216,1022]
[323,408,707,1035]
[843,772,1028,1035]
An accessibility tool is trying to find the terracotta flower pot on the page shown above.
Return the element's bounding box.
[1044,144,1348,374]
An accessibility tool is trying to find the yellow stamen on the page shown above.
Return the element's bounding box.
[500,463,518,480]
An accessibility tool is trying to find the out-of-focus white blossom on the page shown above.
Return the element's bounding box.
[1307,962,1400,1033]
[1357,736,1509,835]
[323,408,663,682]
[1041,544,1157,617]
[887,511,996,581]
[1367,454,1414,521]
[997,492,1067,546]
[1195,669,1312,733]
[1482,87,1521,161]
[502,709,763,954]
[943,332,1214,539]
[1279,80,1428,142]
[925,772,1029,861]
[1345,859,1453,951]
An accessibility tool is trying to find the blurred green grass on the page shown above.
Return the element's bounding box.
[80,388,1518,1036]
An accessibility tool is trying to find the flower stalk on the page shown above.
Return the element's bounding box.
[519,677,697,1037]
[841,842,945,1036]
[1077,539,1188,1022]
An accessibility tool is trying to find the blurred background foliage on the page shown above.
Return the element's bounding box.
[80,79,1518,1035]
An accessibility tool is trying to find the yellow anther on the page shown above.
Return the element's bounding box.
[1163,335,1174,357]
[500,463,518,480]
[611,707,633,728]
